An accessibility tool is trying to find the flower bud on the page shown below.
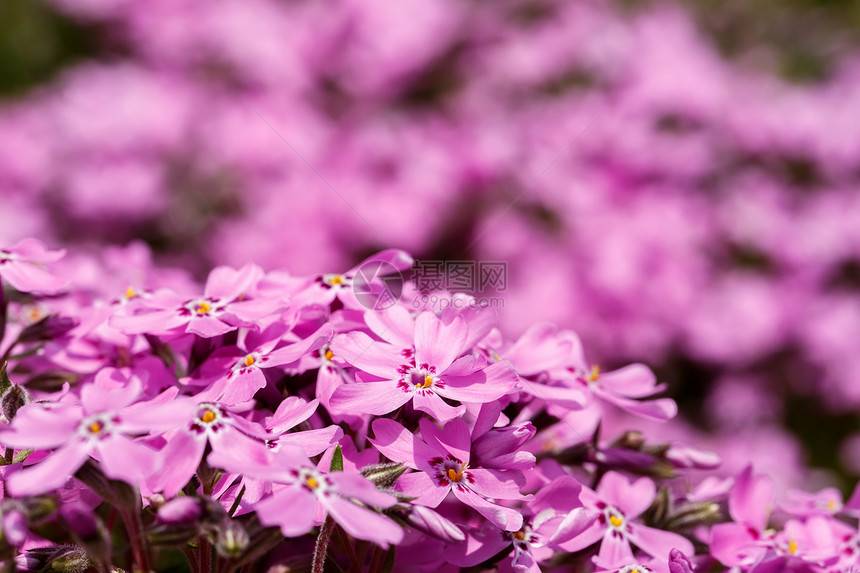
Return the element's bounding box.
[23,371,76,393]
[59,504,110,570]
[46,546,92,572]
[611,430,646,450]
[16,547,91,573]
[665,445,721,470]
[403,505,465,543]
[157,497,203,525]
[665,501,721,531]
[2,509,28,547]
[668,548,694,573]
[215,520,249,558]
[360,462,407,488]
[2,385,30,421]
[17,315,78,343]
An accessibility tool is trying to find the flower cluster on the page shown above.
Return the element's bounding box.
[0,239,856,572]
[1,0,860,487]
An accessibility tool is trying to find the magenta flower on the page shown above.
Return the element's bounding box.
[290,249,413,310]
[197,323,332,405]
[148,400,273,497]
[330,311,518,422]
[0,238,66,294]
[208,448,403,547]
[710,465,775,568]
[370,417,529,531]
[0,369,190,495]
[781,487,843,517]
[110,263,278,338]
[448,476,590,572]
[263,396,343,457]
[556,471,694,568]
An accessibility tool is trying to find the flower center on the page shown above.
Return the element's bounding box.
[329,275,344,285]
[411,370,435,389]
[79,415,113,439]
[447,468,463,482]
[306,476,319,489]
[605,507,626,531]
[588,365,600,383]
[200,409,216,423]
[244,354,255,367]
[196,301,212,315]
[788,540,797,555]
[324,349,334,362]
[125,286,137,300]
[514,530,526,541]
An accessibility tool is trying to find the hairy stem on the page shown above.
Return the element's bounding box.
[311,516,335,573]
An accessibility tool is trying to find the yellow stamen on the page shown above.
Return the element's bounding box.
[29,308,42,321]
[244,355,255,367]
[788,540,797,555]
[196,301,211,314]
[422,375,433,388]
[324,349,334,362]
[826,500,836,510]
[306,476,319,489]
[447,468,463,483]
[609,514,623,528]
[125,286,136,299]
[329,275,344,285]
[588,365,601,382]
[200,410,216,423]
[513,531,526,541]
[88,421,103,434]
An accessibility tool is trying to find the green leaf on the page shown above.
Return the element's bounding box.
[330,444,344,472]
[12,449,32,464]
[228,485,246,518]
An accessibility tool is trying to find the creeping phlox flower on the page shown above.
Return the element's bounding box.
[558,471,694,569]
[3,240,856,572]
[371,417,531,531]
[208,447,403,547]
[110,263,279,338]
[1,369,192,495]
[330,310,519,421]
[0,238,67,295]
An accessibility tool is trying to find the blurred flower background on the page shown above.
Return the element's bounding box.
[2,0,860,493]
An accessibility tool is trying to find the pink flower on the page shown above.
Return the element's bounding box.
[0,369,190,495]
[710,465,775,567]
[148,400,273,497]
[0,238,66,294]
[110,263,278,338]
[209,448,403,547]
[371,417,530,531]
[557,471,694,568]
[330,311,518,422]
[197,323,332,405]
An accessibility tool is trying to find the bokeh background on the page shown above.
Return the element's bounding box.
[2,0,860,493]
